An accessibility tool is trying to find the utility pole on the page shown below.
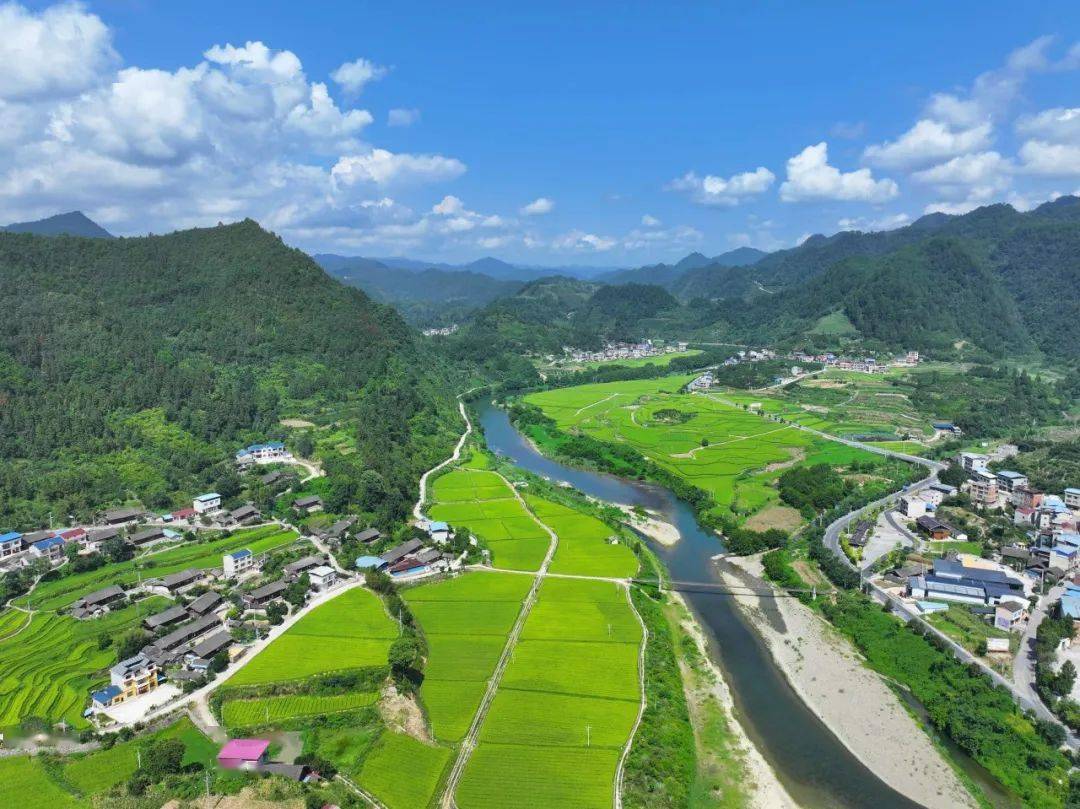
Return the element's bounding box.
[586,724,591,747]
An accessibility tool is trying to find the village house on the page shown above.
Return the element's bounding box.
[1066,488,1080,510]
[959,452,990,474]
[159,568,206,595]
[218,739,271,770]
[292,495,324,515]
[355,527,381,544]
[381,539,423,567]
[128,527,166,546]
[223,549,256,578]
[355,555,388,572]
[319,516,356,543]
[235,442,291,466]
[102,507,144,526]
[916,515,953,541]
[193,493,222,514]
[899,495,926,519]
[170,507,197,523]
[908,558,1025,606]
[143,604,189,632]
[308,565,337,591]
[107,652,160,703]
[0,531,23,559]
[968,471,999,506]
[849,520,872,548]
[229,504,262,526]
[994,598,1028,631]
[260,469,286,487]
[995,470,1028,493]
[27,535,65,564]
[186,590,224,617]
[243,580,289,608]
[187,631,233,666]
[428,521,451,544]
[71,585,126,620]
[284,554,325,578]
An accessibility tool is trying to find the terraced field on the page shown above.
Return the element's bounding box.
[222,690,378,728]
[17,525,299,612]
[0,597,169,729]
[457,577,643,809]
[428,468,550,571]
[524,376,881,519]
[229,586,396,686]
[403,572,531,742]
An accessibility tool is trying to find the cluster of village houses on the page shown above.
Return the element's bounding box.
[789,349,921,374]
[0,440,465,730]
[559,339,690,365]
[867,448,1080,654]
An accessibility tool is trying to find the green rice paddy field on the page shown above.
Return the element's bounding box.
[13,524,299,612]
[229,586,396,686]
[221,690,378,728]
[457,577,642,809]
[524,376,890,519]
[357,731,453,809]
[0,596,170,730]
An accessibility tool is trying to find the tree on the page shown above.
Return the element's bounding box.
[210,650,229,674]
[1056,661,1078,697]
[141,738,185,780]
[295,430,315,458]
[102,537,133,563]
[388,634,423,682]
[114,631,148,661]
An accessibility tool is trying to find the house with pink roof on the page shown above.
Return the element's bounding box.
[217,738,270,770]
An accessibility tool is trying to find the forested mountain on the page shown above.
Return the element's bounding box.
[446,277,680,359]
[2,211,113,238]
[0,221,459,526]
[315,254,522,325]
[599,246,769,287]
[325,254,622,281]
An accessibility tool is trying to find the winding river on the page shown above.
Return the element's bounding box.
[476,400,926,809]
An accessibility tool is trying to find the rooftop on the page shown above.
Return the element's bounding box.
[194,493,221,503]
[0,531,22,543]
[218,739,270,761]
[227,549,253,560]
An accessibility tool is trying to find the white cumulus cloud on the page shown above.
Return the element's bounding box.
[863,120,992,169]
[552,230,616,252]
[330,57,388,94]
[331,148,466,187]
[520,197,554,216]
[387,107,420,127]
[667,166,775,206]
[780,142,898,203]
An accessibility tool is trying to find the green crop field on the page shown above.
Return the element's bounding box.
[457,741,622,809]
[404,572,530,742]
[429,468,551,571]
[0,756,84,809]
[458,575,642,808]
[357,731,452,809]
[525,496,638,578]
[0,596,170,729]
[229,587,396,686]
[222,690,378,728]
[524,376,889,521]
[17,525,299,612]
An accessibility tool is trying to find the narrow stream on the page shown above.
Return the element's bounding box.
[476,400,989,809]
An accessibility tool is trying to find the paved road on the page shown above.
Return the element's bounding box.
[1013,582,1066,722]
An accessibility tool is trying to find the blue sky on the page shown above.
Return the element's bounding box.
[4,2,1080,264]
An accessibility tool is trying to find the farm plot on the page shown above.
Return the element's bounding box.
[222,691,378,728]
[457,576,642,809]
[429,468,550,571]
[525,377,884,523]
[404,572,530,742]
[525,496,638,578]
[0,597,170,729]
[356,731,452,809]
[0,756,83,809]
[229,587,395,686]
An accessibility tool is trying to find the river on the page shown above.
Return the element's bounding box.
[476,400,931,809]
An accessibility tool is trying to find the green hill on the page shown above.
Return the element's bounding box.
[0,220,459,527]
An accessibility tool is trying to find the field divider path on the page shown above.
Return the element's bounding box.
[439,468,560,809]
[614,580,648,809]
[414,394,478,523]
[336,772,390,809]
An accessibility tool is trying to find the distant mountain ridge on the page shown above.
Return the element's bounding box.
[2,211,113,239]
[598,246,770,287]
[321,254,622,282]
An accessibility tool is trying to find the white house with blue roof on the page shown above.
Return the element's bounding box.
[235,441,291,466]
[193,492,222,514]
[427,521,450,544]
[0,531,23,559]
[223,548,256,577]
[29,534,67,563]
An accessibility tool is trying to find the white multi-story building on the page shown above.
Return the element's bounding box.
[193,492,222,514]
[1066,488,1080,510]
[223,548,256,577]
[959,452,990,474]
[235,442,292,466]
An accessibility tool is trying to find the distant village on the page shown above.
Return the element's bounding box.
[422,323,459,337]
[689,348,922,391]
[557,338,690,365]
[0,439,467,731]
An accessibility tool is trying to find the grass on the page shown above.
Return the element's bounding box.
[222,691,378,728]
[18,525,298,612]
[925,605,1014,657]
[229,587,396,686]
[0,597,170,729]
[526,496,639,578]
[524,376,885,523]
[356,731,451,809]
[404,572,530,743]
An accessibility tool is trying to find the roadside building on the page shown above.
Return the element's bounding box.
[292,495,324,515]
[171,507,197,523]
[109,653,160,701]
[128,527,166,546]
[959,453,989,474]
[308,565,337,591]
[355,555,388,572]
[908,559,1024,605]
[160,568,206,595]
[427,521,451,545]
[193,493,222,514]
[320,517,356,543]
[355,527,381,544]
[223,549,256,578]
[899,496,926,519]
[380,539,423,566]
[389,556,427,576]
[102,507,144,526]
[849,520,872,548]
[0,531,23,559]
[71,585,125,619]
[968,471,999,506]
[188,631,232,664]
[1066,488,1080,510]
[994,598,1028,631]
[229,505,262,526]
[218,739,271,770]
[995,470,1028,493]
[1014,487,1043,510]
[235,442,290,466]
[29,535,66,563]
[91,685,125,710]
